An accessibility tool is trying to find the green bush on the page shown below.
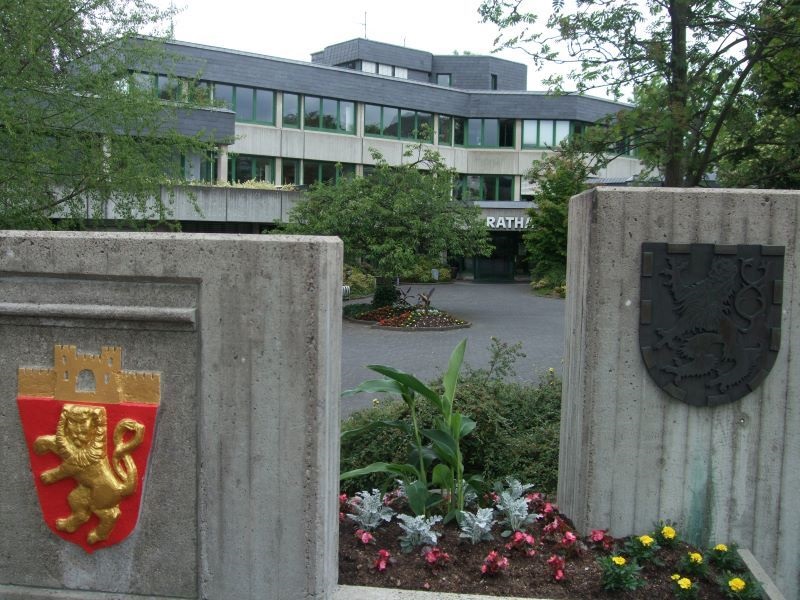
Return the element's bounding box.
[400,259,452,283]
[344,265,376,298]
[372,281,401,308]
[340,370,562,496]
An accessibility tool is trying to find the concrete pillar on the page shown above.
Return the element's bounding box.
[560,187,800,598]
[217,145,229,183]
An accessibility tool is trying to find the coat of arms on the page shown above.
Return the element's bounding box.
[640,243,783,407]
[17,345,160,552]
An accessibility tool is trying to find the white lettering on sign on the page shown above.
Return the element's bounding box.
[485,216,532,229]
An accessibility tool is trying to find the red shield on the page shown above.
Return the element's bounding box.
[17,345,160,553]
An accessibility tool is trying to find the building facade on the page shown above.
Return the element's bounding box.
[149,38,644,278]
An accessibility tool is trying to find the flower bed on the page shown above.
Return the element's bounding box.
[338,486,763,599]
[344,303,470,329]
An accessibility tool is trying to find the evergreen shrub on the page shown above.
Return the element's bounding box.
[340,370,562,496]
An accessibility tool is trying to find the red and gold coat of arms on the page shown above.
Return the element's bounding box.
[17,345,160,553]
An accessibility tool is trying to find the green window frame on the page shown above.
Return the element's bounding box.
[213,84,275,124]
[282,93,300,128]
[438,115,453,145]
[302,96,355,134]
[465,118,515,148]
[364,104,433,141]
[302,160,355,185]
[227,154,275,183]
[522,119,574,148]
[455,174,514,201]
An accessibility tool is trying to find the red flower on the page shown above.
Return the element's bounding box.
[547,554,567,581]
[589,528,614,550]
[504,531,536,556]
[481,550,509,575]
[374,549,391,572]
[561,531,577,547]
[423,546,450,567]
[355,529,375,545]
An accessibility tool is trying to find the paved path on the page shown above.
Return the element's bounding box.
[341,282,565,416]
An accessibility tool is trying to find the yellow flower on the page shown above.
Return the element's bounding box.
[678,577,692,590]
[661,525,676,539]
[689,552,703,564]
[714,543,729,552]
[372,398,380,406]
[611,556,626,566]
[728,577,746,592]
[639,534,654,547]
[671,573,681,581]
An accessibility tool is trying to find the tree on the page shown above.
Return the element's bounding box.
[479,0,800,187]
[0,0,217,229]
[523,140,594,283]
[279,145,493,280]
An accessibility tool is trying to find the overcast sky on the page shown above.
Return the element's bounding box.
[155,0,563,91]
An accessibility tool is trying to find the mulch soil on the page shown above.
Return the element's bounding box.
[339,504,743,599]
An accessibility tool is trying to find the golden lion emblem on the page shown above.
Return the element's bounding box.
[33,404,144,545]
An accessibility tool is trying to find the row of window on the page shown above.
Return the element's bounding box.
[364,104,433,141]
[136,73,623,153]
[198,153,516,199]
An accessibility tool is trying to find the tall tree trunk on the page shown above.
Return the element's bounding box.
[665,0,690,186]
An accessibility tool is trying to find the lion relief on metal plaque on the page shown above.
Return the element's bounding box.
[640,243,783,407]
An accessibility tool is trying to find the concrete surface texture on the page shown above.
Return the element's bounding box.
[0,231,342,600]
[558,188,799,598]
[342,282,565,416]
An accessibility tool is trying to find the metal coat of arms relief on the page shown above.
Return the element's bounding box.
[17,345,160,552]
[640,243,784,407]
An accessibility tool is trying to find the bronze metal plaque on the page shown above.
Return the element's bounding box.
[640,243,784,407]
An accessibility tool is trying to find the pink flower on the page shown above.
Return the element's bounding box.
[504,531,536,555]
[547,554,566,581]
[543,516,564,535]
[423,546,450,567]
[543,502,555,515]
[590,529,606,542]
[481,550,509,575]
[562,531,577,547]
[374,549,391,572]
[355,529,375,545]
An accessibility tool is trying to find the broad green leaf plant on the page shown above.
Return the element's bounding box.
[341,339,480,520]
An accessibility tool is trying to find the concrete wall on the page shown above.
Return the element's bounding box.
[0,231,342,600]
[559,187,800,597]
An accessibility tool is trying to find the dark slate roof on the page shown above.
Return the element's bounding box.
[311,38,433,72]
[161,40,630,122]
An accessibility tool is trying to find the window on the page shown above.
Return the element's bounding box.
[453,117,465,145]
[303,96,355,133]
[229,154,274,183]
[464,118,514,147]
[236,86,254,121]
[437,73,451,87]
[394,67,408,79]
[302,161,355,185]
[304,96,320,128]
[456,174,514,200]
[362,61,377,73]
[200,151,217,182]
[378,63,393,76]
[213,83,233,109]
[283,93,300,127]
[364,104,382,134]
[131,72,154,92]
[157,75,183,101]
[439,115,453,145]
[255,89,274,123]
[491,74,498,90]
[521,119,572,147]
[188,80,211,104]
[364,104,433,141]
[282,159,299,185]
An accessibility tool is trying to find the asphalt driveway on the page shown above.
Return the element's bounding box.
[341,282,565,416]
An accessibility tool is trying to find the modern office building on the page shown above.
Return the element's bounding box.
[149,37,644,277]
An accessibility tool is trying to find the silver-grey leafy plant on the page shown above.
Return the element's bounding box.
[396,514,442,553]
[496,491,536,536]
[502,478,534,500]
[346,489,395,531]
[458,507,496,544]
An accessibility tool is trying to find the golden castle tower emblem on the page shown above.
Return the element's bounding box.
[17,345,161,552]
